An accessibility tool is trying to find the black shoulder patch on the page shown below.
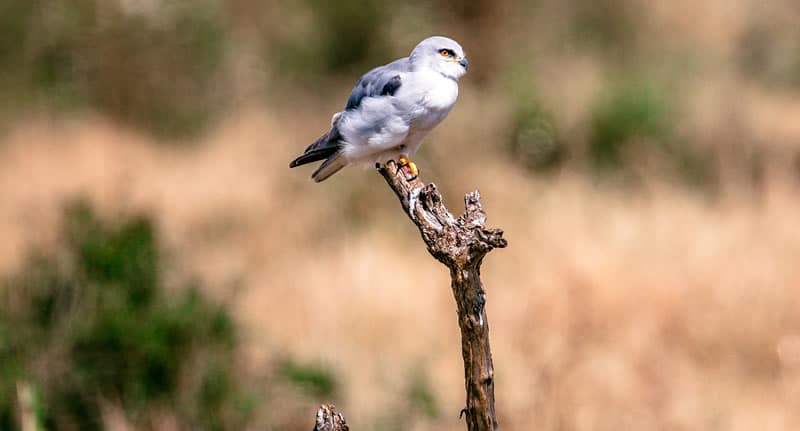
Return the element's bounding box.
[381,75,402,96]
[345,80,367,111]
[345,74,402,111]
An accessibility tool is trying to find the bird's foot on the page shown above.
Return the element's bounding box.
[398,155,418,180]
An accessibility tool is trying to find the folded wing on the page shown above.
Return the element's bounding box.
[289,58,411,182]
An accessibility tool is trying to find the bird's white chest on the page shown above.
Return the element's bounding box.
[401,71,458,129]
[419,73,458,110]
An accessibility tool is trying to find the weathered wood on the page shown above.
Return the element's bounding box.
[309,161,505,431]
[312,404,349,431]
[378,160,506,431]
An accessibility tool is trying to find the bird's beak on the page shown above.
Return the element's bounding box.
[459,57,469,70]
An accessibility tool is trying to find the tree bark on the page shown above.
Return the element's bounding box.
[378,161,506,431]
[308,161,505,431]
[312,404,349,431]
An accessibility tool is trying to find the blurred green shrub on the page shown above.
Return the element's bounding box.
[278,359,338,398]
[0,1,36,77]
[307,0,388,73]
[506,69,565,173]
[0,200,252,430]
[369,368,441,431]
[588,81,672,170]
[568,0,638,61]
[588,80,716,187]
[738,22,800,89]
[510,100,564,172]
[406,371,439,419]
[270,0,390,86]
[0,0,225,138]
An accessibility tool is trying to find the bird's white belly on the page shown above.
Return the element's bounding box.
[338,71,459,165]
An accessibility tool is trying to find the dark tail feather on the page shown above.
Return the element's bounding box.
[289,146,338,167]
[311,153,346,182]
[289,128,342,168]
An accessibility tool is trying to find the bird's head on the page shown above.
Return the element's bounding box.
[410,36,469,81]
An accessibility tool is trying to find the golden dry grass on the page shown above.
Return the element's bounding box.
[2,97,800,429]
[4,0,800,429]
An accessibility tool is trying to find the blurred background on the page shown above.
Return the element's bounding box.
[1,0,800,430]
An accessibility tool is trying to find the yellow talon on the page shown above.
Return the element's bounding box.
[398,155,418,178]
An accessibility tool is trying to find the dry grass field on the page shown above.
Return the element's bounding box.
[2,103,799,430]
[3,0,800,429]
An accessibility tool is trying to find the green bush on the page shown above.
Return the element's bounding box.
[279,359,338,398]
[510,101,564,172]
[506,68,565,173]
[0,0,226,138]
[307,0,388,73]
[588,81,672,170]
[568,0,639,61]
[588,80,718,188]
[0,200,251,430]
[738,22,800,89]
[269,0,390,87]
[406,371,439,419]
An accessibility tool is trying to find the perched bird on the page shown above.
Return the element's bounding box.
[289,36,469,182]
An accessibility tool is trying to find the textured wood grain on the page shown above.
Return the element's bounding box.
[378,160,505,431]
[310,162,505,431]
[312,404,349,431]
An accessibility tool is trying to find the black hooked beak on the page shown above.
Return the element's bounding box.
[459,57,469,70]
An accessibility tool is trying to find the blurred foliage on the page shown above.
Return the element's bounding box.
[0,0,794,183]
[588,80,718,188]
[738,21,800,89]
[567,0,639,61]
[278,359,338,398]
[589,81,673,170]
[406,371,439,419]
[0,200,253,430]
[267,0,392,92]
[507,68,565,172]
[0,1,35,75]
[306,0,388,73]
[368,368,441,431]
[0,0,225,138]
[510,104,563,172]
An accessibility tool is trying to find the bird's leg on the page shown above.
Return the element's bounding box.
[398,155,419,180]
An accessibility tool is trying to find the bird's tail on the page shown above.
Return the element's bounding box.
[311,152,346,182]
[289,131,339,168]
[289,124,347,181]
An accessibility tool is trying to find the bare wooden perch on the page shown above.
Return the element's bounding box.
[310,161,506,431]
[381,160,506,430]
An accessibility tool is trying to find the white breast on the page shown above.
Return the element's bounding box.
[400,71,459,130]
[419,72,459,111]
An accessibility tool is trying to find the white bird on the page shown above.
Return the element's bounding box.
[289,36,469,182]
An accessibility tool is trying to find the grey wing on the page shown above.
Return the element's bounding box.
[345,57,410,111]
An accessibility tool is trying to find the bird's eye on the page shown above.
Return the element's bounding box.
[439,49,451,57]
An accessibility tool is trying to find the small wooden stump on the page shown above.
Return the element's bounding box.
[313,404,349,431]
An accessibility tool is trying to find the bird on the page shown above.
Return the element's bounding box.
[289,36,469,182]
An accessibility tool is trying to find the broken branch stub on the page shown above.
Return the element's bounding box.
[313,404,349,431]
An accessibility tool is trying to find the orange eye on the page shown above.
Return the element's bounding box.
[439,49,450,57]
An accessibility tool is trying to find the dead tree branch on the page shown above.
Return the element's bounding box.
[378,160,506,431]
[312,404,349,431]
[308,161,506,431]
